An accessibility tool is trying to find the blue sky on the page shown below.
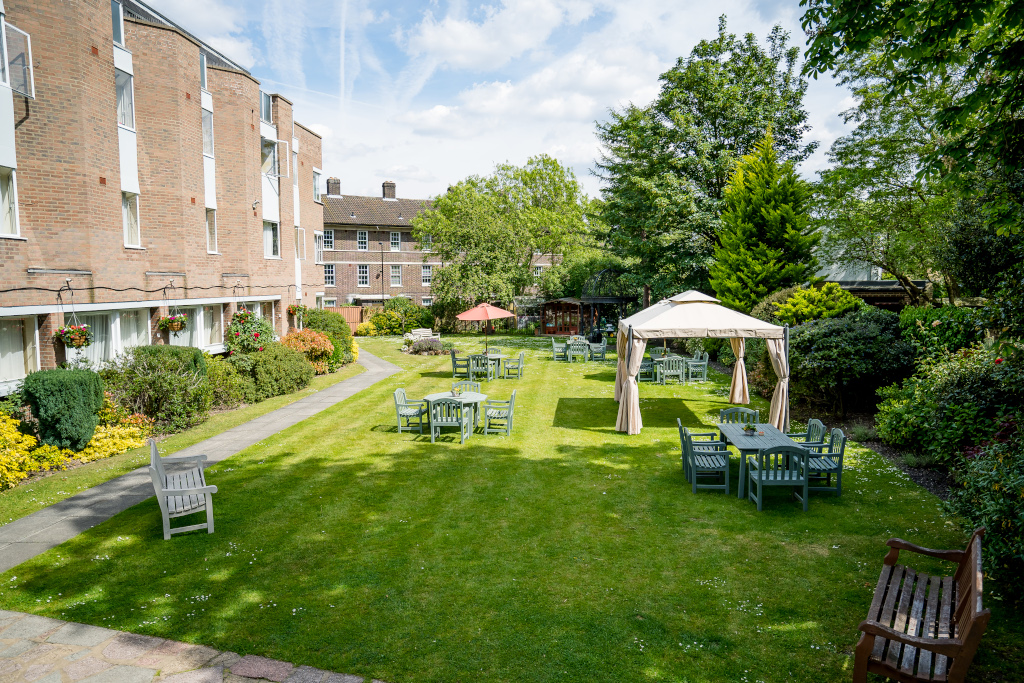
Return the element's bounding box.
[146,0,855,200]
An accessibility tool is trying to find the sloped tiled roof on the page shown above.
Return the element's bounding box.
[322,195,433,227]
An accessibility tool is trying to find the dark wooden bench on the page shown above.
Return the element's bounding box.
[855,528,990,683]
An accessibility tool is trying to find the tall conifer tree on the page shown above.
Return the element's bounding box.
[709,132,818,311]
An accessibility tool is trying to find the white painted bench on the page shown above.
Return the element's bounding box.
[410,328,440,341]
[148,439,217,540]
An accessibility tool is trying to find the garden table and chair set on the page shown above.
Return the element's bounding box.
[640,346,709,384]
[677,407,847,511]
[551,336,608,362]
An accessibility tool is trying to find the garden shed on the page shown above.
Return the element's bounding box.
[614,291,789,435]
[540,298,583,335]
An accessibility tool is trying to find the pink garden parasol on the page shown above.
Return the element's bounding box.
[456,303,515,352]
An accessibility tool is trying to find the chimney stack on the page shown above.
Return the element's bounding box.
[382,180,396,199]
[326,177,341,196]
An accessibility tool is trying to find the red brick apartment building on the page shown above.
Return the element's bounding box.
[319,179,556,307]
[0,0,327,395]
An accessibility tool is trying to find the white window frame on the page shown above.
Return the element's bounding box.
[324,264,335,286]
[263,220,280,259]
[202,108,214,157]
[260,91,272,124]
[294,226,306,260]
[390,231,400,251]
[261,138,278,177]
[322,229,334,250]
[206,208,218,254]
[111,0,125,47]
[4,22,35,99]
[0,168,21,239]
[534,265,543,277]
[122,191,141,247]
[421,264,432,286]
[313,169,322,202]
[323,298,337,307]
[357,264,369,287]
[421,234,432,252]
[115,68,135,131]
[199,52,207,91]
[421,297,433,307]
[357,230,368,251]
[0,316,39,393]
[390,264,402,287]
[314,231,324,264]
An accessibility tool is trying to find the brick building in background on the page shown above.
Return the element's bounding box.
[319,179,556,307]
[0,0,326,394]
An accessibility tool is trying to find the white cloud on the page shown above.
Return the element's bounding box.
[143,0,258,69]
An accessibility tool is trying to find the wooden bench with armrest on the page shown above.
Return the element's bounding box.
[855,528,990,683]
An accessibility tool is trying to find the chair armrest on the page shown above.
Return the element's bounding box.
[883,538,965,565]
[159,454,209,464]
[406,399,428,406]
[785,432,808,439]
[857,620,963,657]
[484,399,511,407]
[160,485,218,496]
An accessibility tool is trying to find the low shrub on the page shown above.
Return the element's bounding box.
[101,346,211,432]
[282,329,335,374]
[772,283,864,325]
[75,424,149,463]
[303,309,355,366]
[370,310,404,335]
[22,369,105,450]
[789,307,913,415]
[749,286,801,324]
[226,309,275,354]
[207,354,255,408]
[228,343,313,401]
[409,339,444,354]
[944,422,1024,599]
[848,425,878,442]
[876,347,1023,464]
[352,340,360,362]
[355,321,377,337]
[0,388,24,419]
[899,305,986,358]
[0,415,46,490]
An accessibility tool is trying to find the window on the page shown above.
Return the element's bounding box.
[390,264,402,287]
[260,91,272,123]
[421,297,432,307]
[203,305,223,346]
[421,264,432,286]
[119,310,148,349]
[534,265,543,277]
[357,264,369,287]
[390,231,400,251]
[324,298,337,307]
[76,313,114,365]
[324,264,335,286]
[322,229,334,250]
[260,302,275,325]
[0,317,37,385]
[5,22,35,99]
[169,307,198,348]
[111,0,124,47]
[261,138,278,176]
[421,233,432,251]
[206,209,217,253]
[314,232,323,263]
[122,192,140,247]
[292,151,298,187]
[263,221,280,258]
[116,69,134,129]
[357,230,368,251]
[199,53,207,90]
[313,170,321,202]
[0,168,19,237]
[294,227,306,260]
[202,109,214,156]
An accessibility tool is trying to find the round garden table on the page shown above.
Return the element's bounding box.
[484,353,506,375]
[424,391,488,427]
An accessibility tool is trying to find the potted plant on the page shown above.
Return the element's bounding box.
[53,323,93,348]
[743,422,757,435]
[451,387,462,397]
[157,313,189,333]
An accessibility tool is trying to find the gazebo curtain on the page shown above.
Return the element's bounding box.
[766,338,790,431]
[614,329,628,402]
[615,334,647,434]
[728,338,749,404]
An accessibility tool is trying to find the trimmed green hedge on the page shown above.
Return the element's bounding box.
[101,345,212,432]
[228,343,313,401]
[22,369,105,450]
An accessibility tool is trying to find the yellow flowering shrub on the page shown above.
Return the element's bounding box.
[0,416,41,490]
[75,424,148,463]
[352,341,360,361]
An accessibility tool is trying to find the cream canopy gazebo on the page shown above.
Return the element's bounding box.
[614,291,790,435]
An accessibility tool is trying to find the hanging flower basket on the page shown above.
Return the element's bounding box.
[157,313,189,333]
[288,304,309,318]
[54,324,93,348]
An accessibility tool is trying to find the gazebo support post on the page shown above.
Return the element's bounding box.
[625,325,634,433]
[784,324,790,431]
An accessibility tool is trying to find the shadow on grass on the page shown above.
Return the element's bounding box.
[553,398,702,430]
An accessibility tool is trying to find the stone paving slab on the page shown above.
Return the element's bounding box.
[0,351,401,574]
[0,612,382,683]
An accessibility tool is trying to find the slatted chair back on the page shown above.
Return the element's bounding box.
[568,335,587,344]
[719,407,759,424]
[748,445,809,511]
[649,347,668,359]
[807,418,827,444]
[451,350,470,378]
[552,339,567,361]
[568,340,589,361]
[488,347,502,356]
[452,380,481,394]
[507,389,517,431]
[394,387,408,405]
[827,428,846,457]
[753,446,805,477]
[661,356,685,383]
[638,358,655,382]
[948,530,988,680]
[469,354,493,380]
[676,418,689,476]
[430,398,470,444]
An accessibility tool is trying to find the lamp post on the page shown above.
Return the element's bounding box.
[379,241,385,303]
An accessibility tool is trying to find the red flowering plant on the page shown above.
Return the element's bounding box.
[53,323,93,348]
[281,329,334,375]
[225,309,276,355]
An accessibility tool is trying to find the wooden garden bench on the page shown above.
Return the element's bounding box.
[148,439,217,541]
[410,328,440,341]
[855,528,990,683]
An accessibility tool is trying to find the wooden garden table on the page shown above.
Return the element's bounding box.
[425,391,488,428]
[483,353,506,374]
[717,422,804,499]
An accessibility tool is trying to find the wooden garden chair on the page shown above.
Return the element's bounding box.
[686,351,709,382]
[648,347,669,360]
[719,407,760,424]
[787,418,828,452]
[429,398,472,444]
[469,354,494,381]
[451,350,470,379]
[148,439,217,541]
[394,388,428,434]
[807,427,847,496]
[677,420,730,494]
[452,380,481,394]
[503,351,525,379]
[552,339,567,361]
[746,444,810,511]
[567,340,590,362]
[638,358,656,383]
[659,356,686,384]
[589,338,608,361]
[483,390,516,436]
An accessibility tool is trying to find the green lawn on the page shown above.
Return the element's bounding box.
[0,363,364,524]
[0,337,1019,683]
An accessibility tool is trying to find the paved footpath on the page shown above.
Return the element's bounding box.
[0,350,401,573]
[0,610,387,683]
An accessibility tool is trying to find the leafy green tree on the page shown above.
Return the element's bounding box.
[411,155,589,314]
[709,133,818,312]
[595,17,816,306]
[802,0,1024,204]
